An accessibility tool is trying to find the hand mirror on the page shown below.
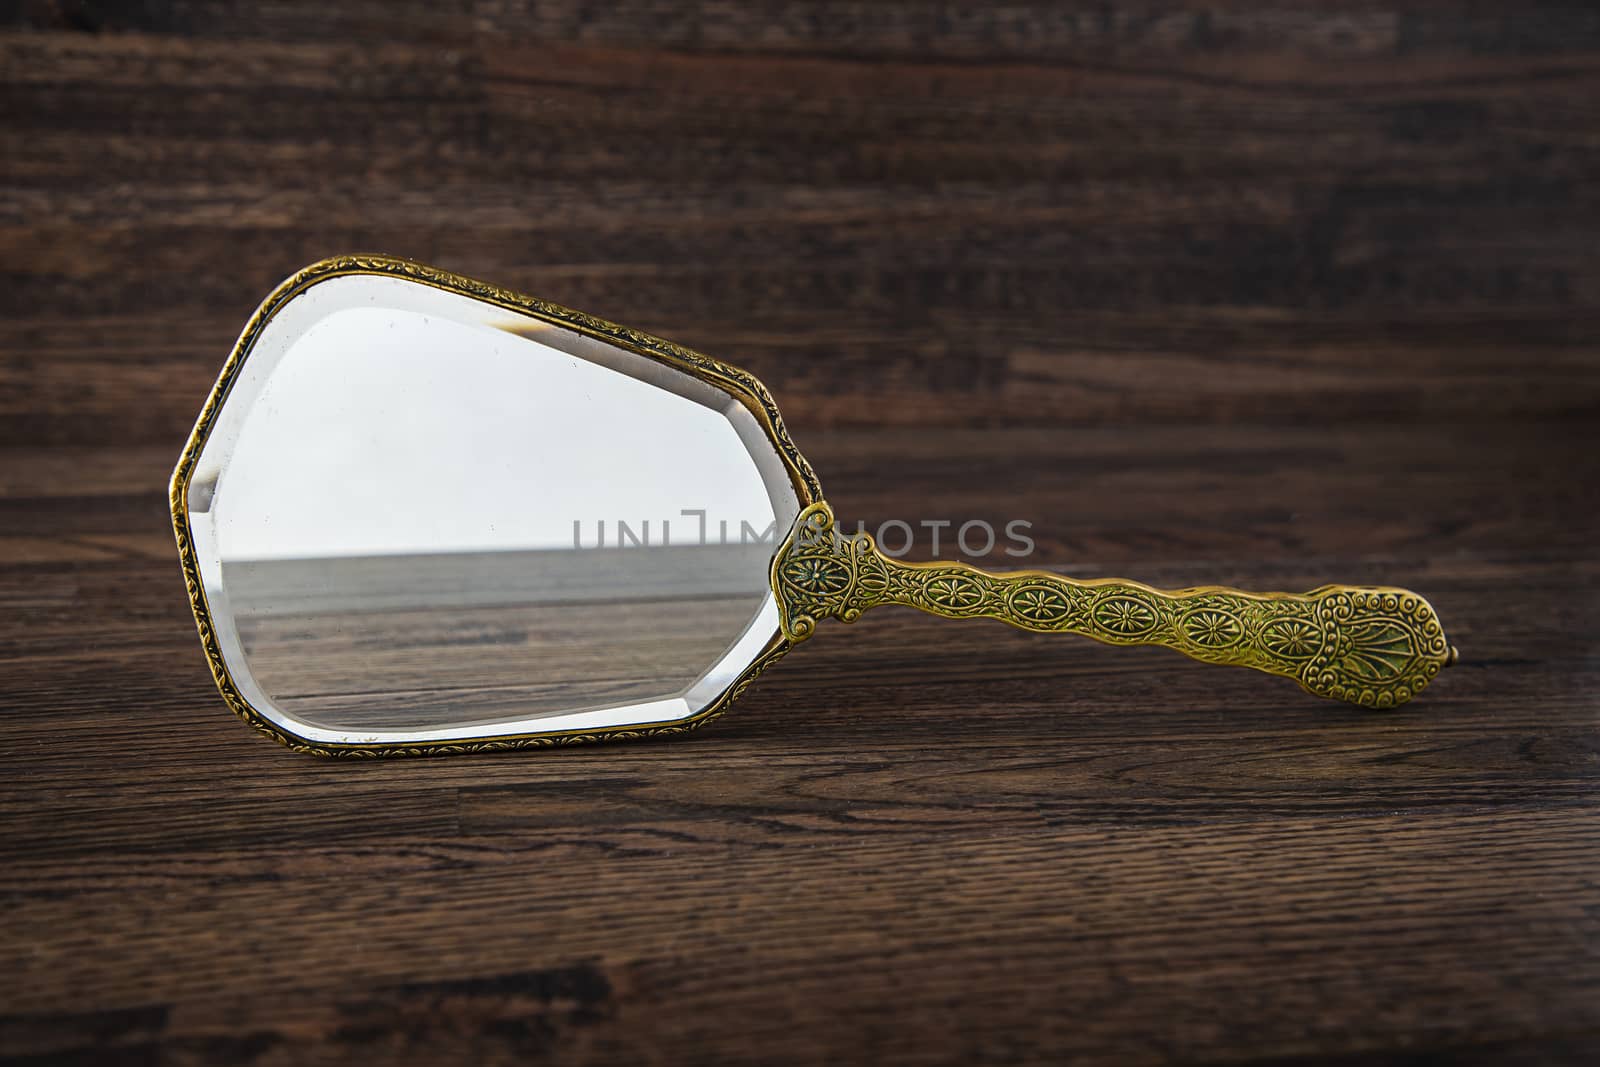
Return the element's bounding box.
[172,256,1457,756]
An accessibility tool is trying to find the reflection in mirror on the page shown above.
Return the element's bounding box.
[186,276,800,743]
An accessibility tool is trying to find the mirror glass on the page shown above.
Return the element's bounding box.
[185,275,800,745]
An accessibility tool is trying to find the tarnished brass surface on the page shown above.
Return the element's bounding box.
[773,502,1456,709]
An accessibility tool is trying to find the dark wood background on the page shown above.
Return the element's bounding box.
[3,2,1598,1063]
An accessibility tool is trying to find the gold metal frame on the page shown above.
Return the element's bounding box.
[175,256,1456,757]
[171,254,822,756]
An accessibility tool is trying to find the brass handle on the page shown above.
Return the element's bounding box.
[772,503,1456,708]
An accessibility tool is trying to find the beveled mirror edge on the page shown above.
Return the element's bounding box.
[170,254,824,757]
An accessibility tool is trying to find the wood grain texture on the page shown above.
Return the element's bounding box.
[2,2,1598,1063]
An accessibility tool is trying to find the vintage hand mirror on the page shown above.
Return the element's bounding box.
[172,256,1456,756]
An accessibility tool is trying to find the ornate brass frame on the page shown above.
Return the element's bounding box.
[175,256,1455,757]
[171,254,822,756]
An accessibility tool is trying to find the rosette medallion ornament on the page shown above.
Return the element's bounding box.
[173,257,1456,757]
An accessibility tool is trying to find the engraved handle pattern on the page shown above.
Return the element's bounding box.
[772,503,1456,708]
